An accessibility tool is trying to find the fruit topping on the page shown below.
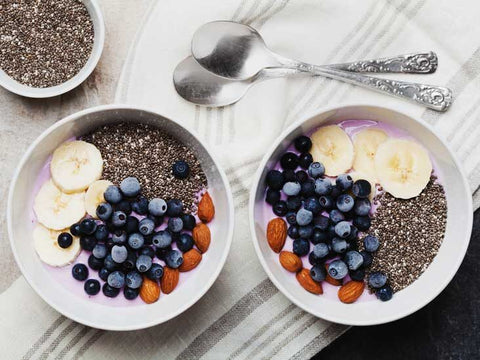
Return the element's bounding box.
[294,135,312,153]
[72,263,89,281]
[352,128,388,181]
[85,180,113,218]
[296,268,323,294]
[172,160,190,179]
[34,225,81,267]
[84,279,101,296]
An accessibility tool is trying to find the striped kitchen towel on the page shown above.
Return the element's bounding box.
[3,0,480,359]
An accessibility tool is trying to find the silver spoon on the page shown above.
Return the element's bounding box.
[191,21,452,111]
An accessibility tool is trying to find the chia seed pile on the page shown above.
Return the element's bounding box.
[81,123,208,214]
[364,177,447,292]
[0,0,94,88]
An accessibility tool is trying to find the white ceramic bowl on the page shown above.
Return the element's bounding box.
[0,0,104,98]
[8,105,234,330]
[249,104,473,326]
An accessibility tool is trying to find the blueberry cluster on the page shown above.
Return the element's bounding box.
[67,176,197,300]
[265,135,392,302]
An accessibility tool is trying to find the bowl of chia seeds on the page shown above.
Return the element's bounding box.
[0,0,105,98]
[250,104,473,326]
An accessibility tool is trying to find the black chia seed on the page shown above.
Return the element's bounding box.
[361,177,447,292]
[0,0,94,88]
[81,123,208,214]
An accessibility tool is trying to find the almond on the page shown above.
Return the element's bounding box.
[296,268,323,294]
[161,266,179,294]
[325,264,342,286]
[139,277,160,304]
[338,281,365,304]
[192,223,211,253]
[266,218,287,253]
[198,192,215,223]
[179,249,202,272]
[279,251,302,272]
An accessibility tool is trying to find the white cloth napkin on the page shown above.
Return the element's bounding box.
[2,0,480,359]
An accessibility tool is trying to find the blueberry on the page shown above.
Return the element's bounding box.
[115,200,132,215]
[111,211,127,228]
[310,265,327,282]
[72,264,88,281]
[363,235,380,252]
[369,271,388,288]
[314,178,332,195]
[311,228,328,244]
[148,198,168,216]
[147,263,164,280]
[131,196,149,215]
[152,230,172,249]
[300,179,315,197]
[352,179,371,198]
[313,215,329,231]
[331,238,347,254]
[181,214,196,230]
[313,242,330,259]
[177,234,194,252]
[283,181,301,196]
[104,254,119,271]
[347,225,359,241]
[137,247,154,259]
[94,224,109,241]
[92,243,107,259]
[308,162,325,179]
[288,225,300,239]
[273,201,288,216]
[326,224,336,239]
[165,250,184,268]
[155,245,172,261]
[298,153,313,169]
[294,135,312,152]
[298,225,313,239]
[344,250,363,270]
[286,196,302,211]
[353,216,371,231]
[280,152,299,170]
[330,185,342,199]
[80,236,97,251]
[335,221,351,238]
[172,160,190,179]
[84,279,100,296]
[96,202,113,221]
[79,218,97,235]
[120,177,141,197]
[318,195,333,210]
[266,170,284,190]
[107,271,125,288]
[283,169,296,182]
[354,198,371,216]
[128,233,145,249]
[99,267,110,281]
[336,174,353,191]
[309,252,322,266]
[112,230,127,245]
[295,170,308,183]
[104,185,122,204]
[124,287,140,300]
[350,268,366,281]
[336,194,355,213]
[147,214,163,228]
[304,197,321,215]
[285,212,297,225]
[166,199,183,217]
[139,217,155,235]
[125,271,143,289]
[296,208,313,226]
[102,283,120,298]
[88,253,102,270]
[125,216,139,234]
[136,254,153,272]
[327,260,348,280]
[376,285,393,301]
[265,189,281,205]
[111,245,128,263]
[70,223,81,237]
[329,209,345,224]
[123,251,137,271]
[168,217,183,233]
[360,251,373,267]
[293,238,310,256]
[57,232,73,249]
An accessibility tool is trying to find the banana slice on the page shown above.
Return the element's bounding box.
[85,179,113,218]
[33,224,81,267]
[349,171,376,201]
[51,140,103,193]
[34,179,86,230]
[310,125,354,176]
[353,128,388,182]
[375,139,432,199]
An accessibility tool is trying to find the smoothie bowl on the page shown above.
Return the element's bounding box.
[8,105,234,330]
[250,104,472,326]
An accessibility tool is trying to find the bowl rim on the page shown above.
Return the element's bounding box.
[0,0,105,99]
[248,103,473,326]
[7,104,235,331]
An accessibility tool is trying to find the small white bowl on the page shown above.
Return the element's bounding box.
[0,0,105,98]
[7,105,234,330]
[249,104,473,326]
